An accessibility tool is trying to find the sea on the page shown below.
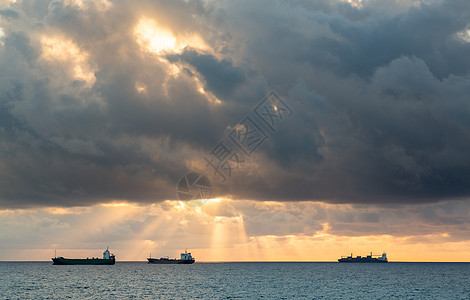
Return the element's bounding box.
[1,262,469,299]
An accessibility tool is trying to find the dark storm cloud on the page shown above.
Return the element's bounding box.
[0,0,222,207]
[0,8,19,18]
[168,49,246,99]
[209,0,470,203]
[327,0,470,78]
[0,0,470,207]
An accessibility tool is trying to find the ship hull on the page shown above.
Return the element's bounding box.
[338,259,387,263]
[147,258,195,264]
[52,257,115,265]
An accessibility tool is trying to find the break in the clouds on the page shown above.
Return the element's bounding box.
[1,0,470,208]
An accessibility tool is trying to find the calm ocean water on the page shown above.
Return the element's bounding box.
[1,262,469,299]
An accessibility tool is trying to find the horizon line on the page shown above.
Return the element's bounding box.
[1,260,469,263]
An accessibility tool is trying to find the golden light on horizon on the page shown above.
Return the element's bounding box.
[43,207,91,215]
[209,214,248,261]
[100,201,138,208]
[204,198,223,204]
[2,200,470,262]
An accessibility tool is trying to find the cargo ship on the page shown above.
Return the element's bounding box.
[338,252,388,263]
[52,247,115,265]
[147,250,195,264]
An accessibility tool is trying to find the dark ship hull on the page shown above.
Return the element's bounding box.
[338,258,387,263]
[148,250,195,264]
[338,252,388,263]
[147,258,195,264]
[52,257,115,265]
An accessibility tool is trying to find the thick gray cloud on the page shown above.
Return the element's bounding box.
[0,8,19,18]
[168,49,246,99]
[0,0,470,208]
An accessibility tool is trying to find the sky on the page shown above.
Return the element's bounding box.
[1,0,470,261]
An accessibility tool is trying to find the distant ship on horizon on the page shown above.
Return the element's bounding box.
[52,247,115,265]
[147,250,195,264]
[338,252,388,263]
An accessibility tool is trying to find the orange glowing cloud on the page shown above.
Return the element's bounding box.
[40,36,96,87]
[133,17,221,104]
[134,17,209,55]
